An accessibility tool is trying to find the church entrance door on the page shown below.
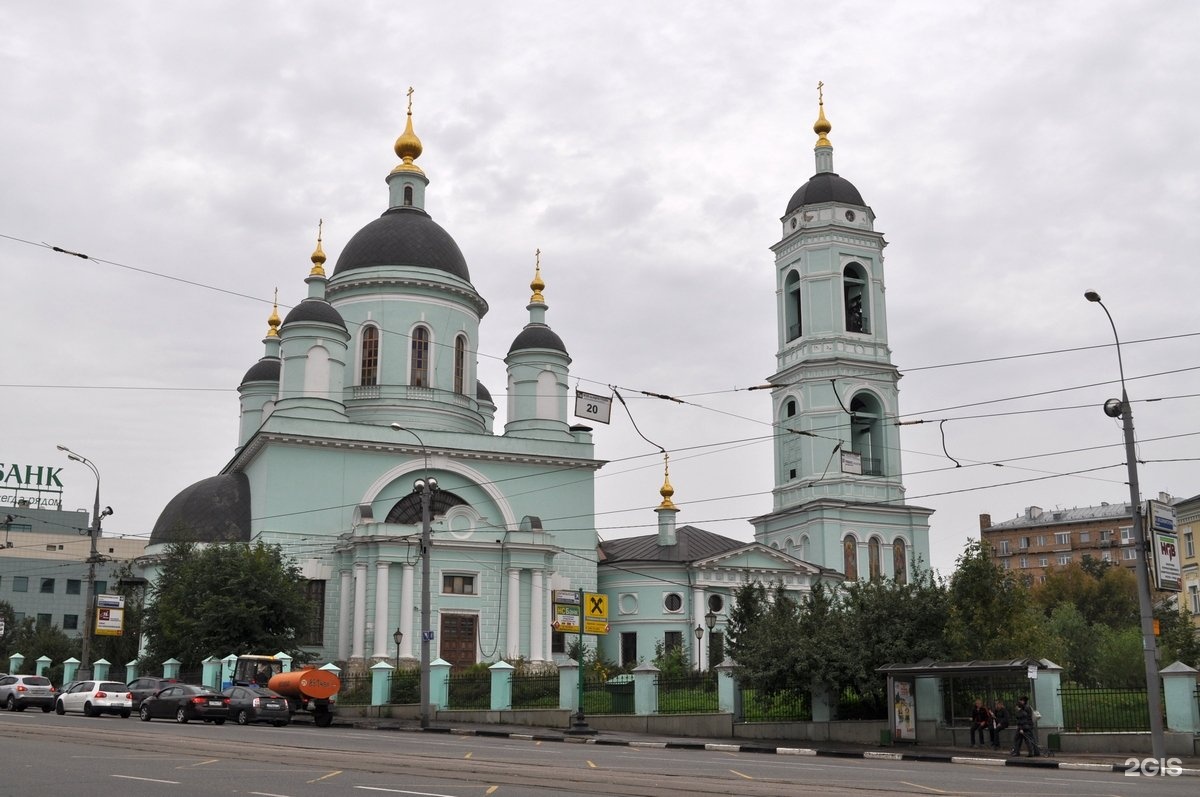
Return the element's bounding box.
[439,614,478,669]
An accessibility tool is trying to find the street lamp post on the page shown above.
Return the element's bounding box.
[1083,290,1166,761]
[393,627,403,667]
[56,445,113,681]
[704,610,717,669]
[693,623,705,671]
[391,424,437,729]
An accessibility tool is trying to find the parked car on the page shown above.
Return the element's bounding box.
[126,676,180,709]
[0,674,56,712]
[222,685,291,726]
[55,680,132,718]
[138,684,229,724]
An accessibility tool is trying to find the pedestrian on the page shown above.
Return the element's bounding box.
[990,699,1009,749]
[1010,696,1040,757]
[969,698,991,747]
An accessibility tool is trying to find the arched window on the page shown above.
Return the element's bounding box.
[850,392,884,476]
[410,326,430,387]
[869,537,882,580]
[784,270,802,341]
[360,326,379,386]
[893,542,908,585]
[454,335,467,394]
[403,184,414,206]
[798,534,810,561]
[843,263,870,333]
[843,535,859,580]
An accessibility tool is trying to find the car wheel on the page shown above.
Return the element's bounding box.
[119,710,130,719]
[237,710,250,726]
[213,718,225,725]
[175,707,188,724]
[83,702,95,718]
[5,695,15,711]
[139,704,152,722]
[273,720,289,727]
[315,712,333,728]
[41,705,52,713]
[55,701,65,715]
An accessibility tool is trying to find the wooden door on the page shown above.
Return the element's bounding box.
[439,614,477,669]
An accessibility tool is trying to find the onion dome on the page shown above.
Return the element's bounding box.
[332,207,470,280]
[391,87,424,175]
[240,358,281,384]
[150,472,251,545]
[508,324,567,354]
[784,84,865,215]
[476,381,493,403]
[659,453,677,510]
[281,298,347,330]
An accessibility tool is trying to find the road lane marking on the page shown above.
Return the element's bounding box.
[587,760,597,768]
[181,758,220,768]
[113,775,180,785]
[465,752,473,759]
[730,769,753,780]
[355,788,459,797]
[899,782,948,793]
[308,770,343,783]
[250,793,294,797]
[486,788,498,795]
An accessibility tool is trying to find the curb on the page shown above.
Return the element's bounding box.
[407,725,1200,776]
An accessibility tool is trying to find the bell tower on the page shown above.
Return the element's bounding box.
[751,86,931,581]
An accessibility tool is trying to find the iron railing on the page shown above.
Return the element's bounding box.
[836,686,888,720]
[580,677,635,715]
[740,686,811,722]
[338,671,373,705]
[655,672,718,714]
[447,669,490,709]
[510,672,559,709]
[1059,685,1164,732]
[390,669,420,705]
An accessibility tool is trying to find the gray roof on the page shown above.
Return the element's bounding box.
[785,172,864,214]
[240,357,280,385]
[508,324,567,355]
[988,502,1133,530]
[150,472,252,545]
[281,298,347,330]
[333,207,470,281]
[598,525,747,565]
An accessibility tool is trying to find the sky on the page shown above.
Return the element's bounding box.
[2,1,1198,578]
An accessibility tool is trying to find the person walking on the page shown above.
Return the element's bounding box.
[990,699,1009,750]
[969,699,991,747]
[1010,696,1040,756]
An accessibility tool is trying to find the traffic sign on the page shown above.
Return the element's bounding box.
[584,592,607,619]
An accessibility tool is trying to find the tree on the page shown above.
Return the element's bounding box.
[943,540,1046,659]
[141,542,314,672]
[90,561,149,671]
[725,581,804,694]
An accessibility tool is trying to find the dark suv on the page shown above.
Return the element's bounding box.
[126,677,180,709]
[0,674,57,712]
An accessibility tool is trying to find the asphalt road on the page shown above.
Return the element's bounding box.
[0,709,1195,797]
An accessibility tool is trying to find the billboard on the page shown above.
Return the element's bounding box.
[1147,500,1181,592]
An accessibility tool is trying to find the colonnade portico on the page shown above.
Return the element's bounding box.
[336,559,555,666]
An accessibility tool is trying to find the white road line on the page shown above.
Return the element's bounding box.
[112,774,181,785]
[355,788,460,797]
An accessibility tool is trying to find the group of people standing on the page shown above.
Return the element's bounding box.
[970,696,1041,756]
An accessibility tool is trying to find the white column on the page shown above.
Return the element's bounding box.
[530,569,545,663]
[337,568,352,661]
[692,586,705,670]
[506,568,521,660]
[400,563,415,657]
[372,560,390,659]
[351,562,368,660]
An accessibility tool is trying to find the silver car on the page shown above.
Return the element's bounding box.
[0,674,57,712]
[55,680,132,718]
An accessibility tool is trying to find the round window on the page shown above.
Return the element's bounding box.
[845,210,856,222]
[664,593,683,612]
[707,594,724,613]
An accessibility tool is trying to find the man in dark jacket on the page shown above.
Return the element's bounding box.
[1010,696,1039,756]
[990,699,1009,749]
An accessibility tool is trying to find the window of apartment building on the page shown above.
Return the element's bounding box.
[63,614,78,630]
[1018,536,1030,549]
[442,574,475,595]
[1079,531,1090,544]
[998,540,1010,555]
[1120,527,1132,543]
[1099,529,1114,542]
[39,578,54,594]
[13,576,28,592]
[1039,557,1048,567]
[66,579,81,595]
[36,613,51,628]
[1122,548,1137,561]
[1102,551,1113,562]
[95,580,107,594]
[1189,585,1199,615]
[1036,535,1047,546]
[1054,532,1070,546]
[1001,560,1010,570]
[1186,531,1194,558]
[1057,554,1071,566]
[1038,575,1047,584]
[1019,557,1028,569]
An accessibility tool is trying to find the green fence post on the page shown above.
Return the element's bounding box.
[370,660,393,706]
[1162,661,1200,733]
[490,661,514,711]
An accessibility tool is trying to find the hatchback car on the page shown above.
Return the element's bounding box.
[55,680,132,718]
[126,676,180,709]
[222,685,291,726]
[138,684,229,723]
[0,674,56,712]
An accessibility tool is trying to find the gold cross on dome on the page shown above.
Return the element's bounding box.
[407,86,414,114]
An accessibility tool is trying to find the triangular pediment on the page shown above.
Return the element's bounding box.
[694,542,827,575]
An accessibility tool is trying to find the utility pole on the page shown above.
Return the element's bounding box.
[57,445,111,681]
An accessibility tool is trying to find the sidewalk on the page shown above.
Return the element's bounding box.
[342,716,1200,777]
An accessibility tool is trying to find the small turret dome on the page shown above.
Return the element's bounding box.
[281,298,347,330]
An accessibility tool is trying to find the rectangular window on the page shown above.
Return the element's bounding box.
[66,579,81,595]
[1018,537,1030,549]
[620,632,638,668]
[664,631,683,652]
[1054,532,1070,546]
[1186,532,1195,558]
[40,578,55,594]
[304,580,325,647]
[1122,548,1137,560]
[94,580,107,594]
[63,614,78,630]
[1039,557,1048,567]
[13,612,24,623]
[1079,531,1091,544]
[13,576,28,592]
[1120,527,1132,543]
[1102,551,1113,562]
[1036,535,1047,546]
[1019,557,1028,569]
[1189,585,1199,615]
[998,540,1010,555]
[1001,560,1010,570]
[442,574,475,595]
[36,613,51,628]
[1100,529,1114,542]
[551,631,565,654]
[1057,554,1071,566]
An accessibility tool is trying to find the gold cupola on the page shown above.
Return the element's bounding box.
[530,248,545,304]
[309,219,327,277]
[266,288,281,337]
[814,80,832,147]
[392,86,425,175]
[658,453,677,510]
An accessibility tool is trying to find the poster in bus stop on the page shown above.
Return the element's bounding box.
[892,679,916,741]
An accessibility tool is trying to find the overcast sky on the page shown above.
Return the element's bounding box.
[3,1,1197,577]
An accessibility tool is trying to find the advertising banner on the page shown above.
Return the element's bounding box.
[1147,500,1181,591]
[892,679,916,741]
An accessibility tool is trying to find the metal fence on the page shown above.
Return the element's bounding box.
[580,677,635,715]
[1059,685,1164,732]
[338,671,373,705]
[390,669,420,705]
[656,672,719,714]
[447,669,490,710]
[835,686,888,720]
[740,686,811,722]
[510,672,559,709]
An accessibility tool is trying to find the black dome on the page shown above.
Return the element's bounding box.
[476,381,493,403]
[150,473,251,545]
[333,207,470,281]
[785,172,864,214]
[240,357,280,385]
[281,299,347,330]
[508,325,567,355]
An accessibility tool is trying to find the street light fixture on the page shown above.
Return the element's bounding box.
[393,627,403,666]
[56,444,111,681]
[391,423,437,729]
[1083,290,1165,761]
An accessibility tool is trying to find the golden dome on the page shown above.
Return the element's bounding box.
[266,288,281,338]
[530,248,545,303]
[392,86,425,175]
[309,220,326,277]
[814,80,831,147]
[658,453,677,510]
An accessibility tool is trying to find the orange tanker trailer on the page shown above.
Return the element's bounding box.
[232,655,339,727]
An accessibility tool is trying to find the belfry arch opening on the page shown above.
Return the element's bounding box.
[849,392,884,476]
[843,263,870,334]
[784,270,802,341]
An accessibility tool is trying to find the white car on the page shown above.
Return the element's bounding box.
[55,680,132,718]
